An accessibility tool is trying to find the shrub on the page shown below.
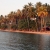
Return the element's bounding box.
[11,24,17,30]
[18,19,28,30]
[1,24,8,29]
[29,20,37,30]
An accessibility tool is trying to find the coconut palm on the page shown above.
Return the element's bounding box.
[37,4,48,30]
[17,9,22,19]
[22,2,36,30]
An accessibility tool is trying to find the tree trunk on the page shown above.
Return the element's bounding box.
[41,18,43,30]
[27,16,29,31]
[35,20,38,31]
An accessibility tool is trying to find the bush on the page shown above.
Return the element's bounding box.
[1,24,8,29]
[11,24,17,30]
[18,19,28,30]
[29,20,37,30]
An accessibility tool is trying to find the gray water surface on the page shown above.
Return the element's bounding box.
[0,31,50,50]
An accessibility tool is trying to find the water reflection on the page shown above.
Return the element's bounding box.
[38,35,50,50]
[0,32,50,50]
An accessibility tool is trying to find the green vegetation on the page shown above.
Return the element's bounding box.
[18,19,28,30]
[11,24,17,30]
[0,2,50,31]
[1,24,8,29]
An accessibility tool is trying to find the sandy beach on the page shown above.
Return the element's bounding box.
[0,29,50,35]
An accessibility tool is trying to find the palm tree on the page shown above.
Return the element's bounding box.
[28,2,35,18]
[37,5,48,30]
[0,15,4,24]
[7,11,17,29]
[23,3,31,30]
[23,4,29,30]
[35,2,42,13]
[17,9,22,19]
[22,2,36,31]
[28,2,38,31]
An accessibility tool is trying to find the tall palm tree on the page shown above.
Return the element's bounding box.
[17,9,22,19]
[36,2,42,13]
[23,2,36,30]
[7,11,17,29]
[23,4,29,30]
[37,5,48,30]
[0,15,4,24]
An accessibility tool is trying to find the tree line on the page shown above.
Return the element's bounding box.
[0,2,50,31]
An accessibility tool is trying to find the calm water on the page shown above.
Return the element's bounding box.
[0,32,50,50]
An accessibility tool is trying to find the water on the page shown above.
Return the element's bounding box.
[0,31,50,50]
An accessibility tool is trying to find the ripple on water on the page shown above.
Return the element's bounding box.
[0,32,50,50]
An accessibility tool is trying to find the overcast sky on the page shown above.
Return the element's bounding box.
[0,0,50,16]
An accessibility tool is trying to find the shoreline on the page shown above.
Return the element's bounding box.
[0,29,50,35]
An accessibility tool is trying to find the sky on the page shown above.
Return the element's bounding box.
[0,0,50,16]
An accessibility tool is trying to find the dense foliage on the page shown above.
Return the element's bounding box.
[0,2,50,31]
